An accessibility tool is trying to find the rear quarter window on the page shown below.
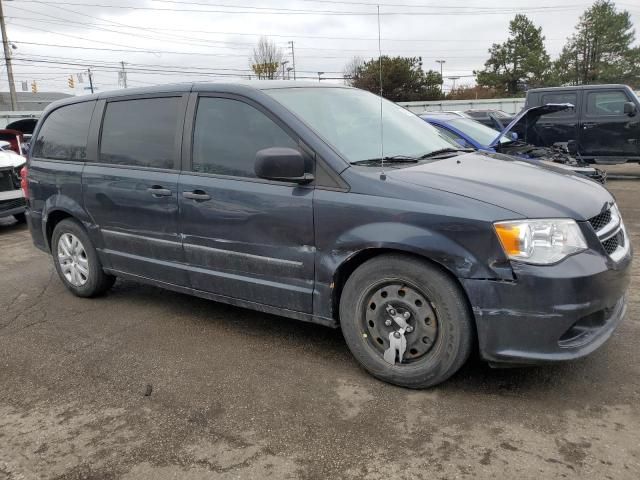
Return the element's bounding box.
[31,101,95,161]
[99,97,180,169]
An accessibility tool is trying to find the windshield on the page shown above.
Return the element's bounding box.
[446,118,511,146]
[265,87,458,163]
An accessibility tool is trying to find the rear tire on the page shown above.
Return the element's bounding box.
[13,212,26,223]
[51,219,115,297]
[339,254,474,388]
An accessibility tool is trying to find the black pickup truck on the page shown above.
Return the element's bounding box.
[524,84,640,164]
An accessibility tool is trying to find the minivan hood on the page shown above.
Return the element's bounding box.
[388,152,612,220]
[489,103,574,148]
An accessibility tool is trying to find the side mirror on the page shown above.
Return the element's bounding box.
[623,102,637,116]
[255,147,313,184]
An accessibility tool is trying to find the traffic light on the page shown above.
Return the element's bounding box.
[31,80,37,93]
[68,75,75,89]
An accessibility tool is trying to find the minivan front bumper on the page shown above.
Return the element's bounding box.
[461,250,632,365]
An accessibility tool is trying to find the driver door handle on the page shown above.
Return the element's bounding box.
[183,190,211,201]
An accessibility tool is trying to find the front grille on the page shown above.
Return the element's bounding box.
[0,197,25,212]
[0,170,14,191]
[587,206,627,258]
[602,234,620,254]
[588,209,612,232]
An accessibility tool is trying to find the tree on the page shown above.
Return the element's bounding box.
[552,1,640,87]
[475,14,551,95]
[250,36,284,80]
[346,56,443,101]
[446,85,501,100]
[343,56,364,86]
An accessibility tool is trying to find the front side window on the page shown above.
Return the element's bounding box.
[192,97,297,178]
[586,91,629,116]
[32,101,95,160]
[265,87,456,164]
[99,97,180,169]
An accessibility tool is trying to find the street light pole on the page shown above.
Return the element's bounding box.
[0,0,18,110]
[281,60,289,80]
[435,59,445,95]
[288,41,296,80]
[317,71,324,82]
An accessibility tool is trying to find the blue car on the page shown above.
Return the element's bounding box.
[420,105,606,183]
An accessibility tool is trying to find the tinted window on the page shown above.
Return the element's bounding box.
[32,102,94,160]
[586,91,629,116]
[99,97,179,169]
[192,97,297,178]
[541,92,577,118]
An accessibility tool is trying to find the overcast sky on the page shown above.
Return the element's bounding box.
[3,0,639,94]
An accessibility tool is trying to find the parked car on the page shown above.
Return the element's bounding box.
[0,145,26,222]
[464,109,514,130]
[24,82,631,388]
[421,105,607,183]
[524,84,640,164]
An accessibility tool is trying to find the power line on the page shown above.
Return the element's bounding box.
[13,0,586,16]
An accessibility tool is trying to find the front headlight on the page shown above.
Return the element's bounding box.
[494,219,587,265]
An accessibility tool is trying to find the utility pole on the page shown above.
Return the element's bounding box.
[87,68,94,94]
[317,72,324,82]
[281,60,288,80]
[435,59,445,95]
[120,61,128,88]
[288,41,296,80]
[0,0,18,110]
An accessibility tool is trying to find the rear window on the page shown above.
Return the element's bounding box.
[32,102,95,161]
[540,92,577,118]
[99,97,180,169]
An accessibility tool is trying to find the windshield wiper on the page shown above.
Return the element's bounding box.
[418,148,473,159]
[350,155,420,165]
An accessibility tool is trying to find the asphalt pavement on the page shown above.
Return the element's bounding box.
[1,174,639,479]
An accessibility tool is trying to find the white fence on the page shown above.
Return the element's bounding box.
[397,98,526,115]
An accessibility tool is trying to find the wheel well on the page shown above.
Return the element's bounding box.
[45,210,74,251]
[332,248,472,324]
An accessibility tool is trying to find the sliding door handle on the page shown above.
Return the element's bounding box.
[147,186,172,197]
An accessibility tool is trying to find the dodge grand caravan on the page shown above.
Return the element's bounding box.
[24,82,632,388]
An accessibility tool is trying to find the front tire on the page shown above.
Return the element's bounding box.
[51,219,115,297]
[339,254,474,388]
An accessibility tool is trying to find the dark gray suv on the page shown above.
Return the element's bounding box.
[24,82,632,388]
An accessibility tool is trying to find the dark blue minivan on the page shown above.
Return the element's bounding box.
[24,82,632,388]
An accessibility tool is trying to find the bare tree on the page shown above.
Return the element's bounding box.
[343,56,364,86]
[250,36,284,80]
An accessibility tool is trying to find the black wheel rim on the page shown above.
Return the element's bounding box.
[362,281,439,364]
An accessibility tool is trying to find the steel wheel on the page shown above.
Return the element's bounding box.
[362,281,439,365]
[57,232,89,287]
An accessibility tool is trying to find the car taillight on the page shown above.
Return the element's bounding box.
[20,165,28,199]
